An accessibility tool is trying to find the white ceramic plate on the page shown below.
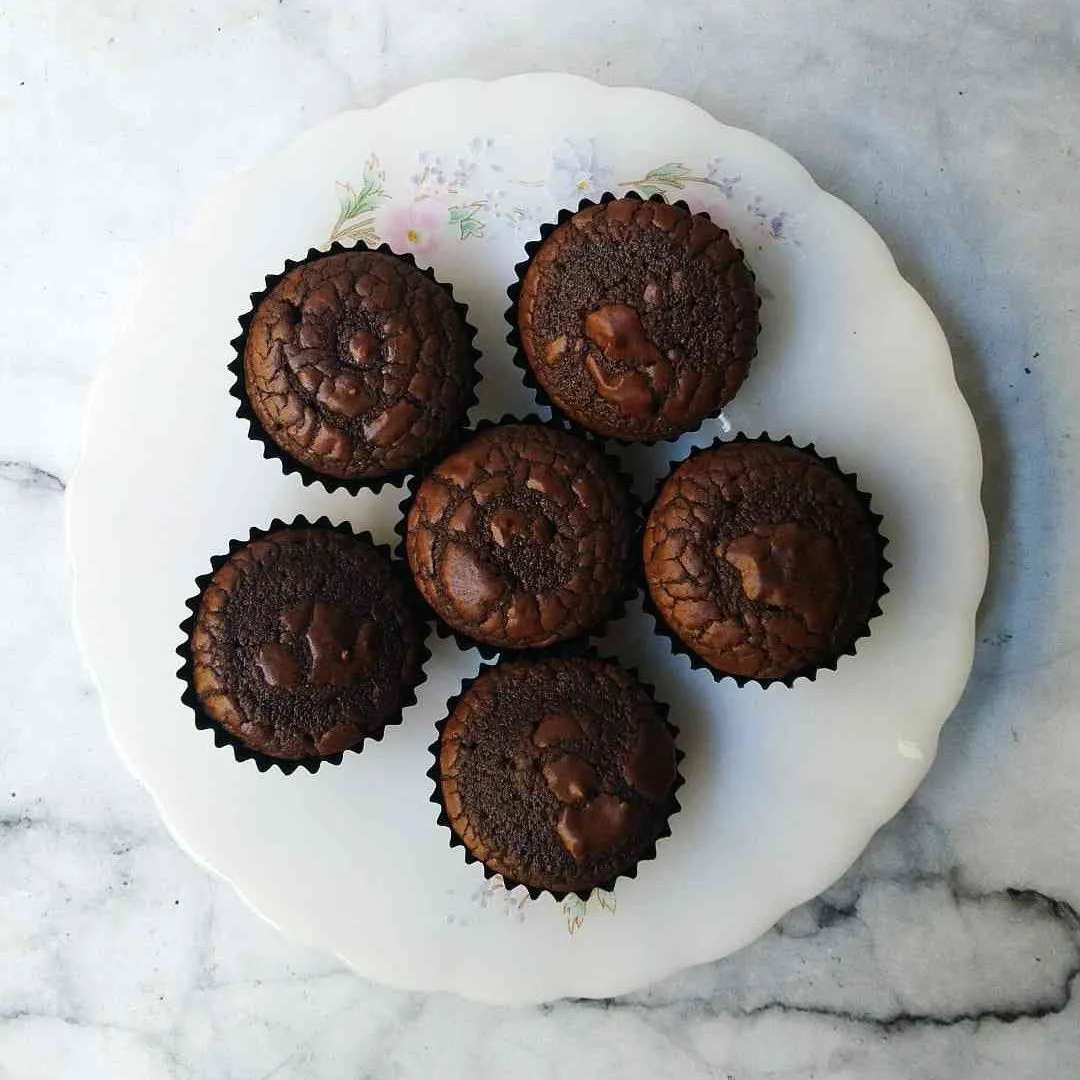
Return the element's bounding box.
[68,74,987,1005]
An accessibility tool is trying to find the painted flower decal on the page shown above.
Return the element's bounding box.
[328,155,390,244]
[748,196,790,240]
[620,160,741,201]
[481,189,529,233]
[331,141,792,253]
[383,202,444,257]
[704,156,742,199]
[548,139,615,203]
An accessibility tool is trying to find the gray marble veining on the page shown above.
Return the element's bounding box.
[2,1,1078,1077]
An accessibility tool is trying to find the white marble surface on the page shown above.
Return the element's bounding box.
[1,1,1078,1077]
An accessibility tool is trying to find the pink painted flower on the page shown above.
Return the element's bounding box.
[383,202,445,257]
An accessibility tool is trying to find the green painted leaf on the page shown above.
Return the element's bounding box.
[328,155,390,243]
[643,162,693,188]
[448,203,487,240]
[621,161,732,196]
[328,212,379,245]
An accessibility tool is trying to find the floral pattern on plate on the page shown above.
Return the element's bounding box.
[327,139,792,254]
[445,875,617,936]
[328,154,390,245]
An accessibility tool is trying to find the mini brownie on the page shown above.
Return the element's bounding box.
[515,197,760,441]
[404,422,634,650]
[644,440,884,682]
[241,249,475,483]
[435,657,679,896]
[189,526,425,760]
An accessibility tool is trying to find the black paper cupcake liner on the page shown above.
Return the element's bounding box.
[425,649,685,902]
[504,190,761,448]
[393,414,643,661]
[176,514,432,775]
[640,432,891,689]
[229,241,482,496]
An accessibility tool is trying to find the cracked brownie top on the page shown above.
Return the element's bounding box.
[405,422,634,650]
[644,440,883,681]
[242,249,475,481]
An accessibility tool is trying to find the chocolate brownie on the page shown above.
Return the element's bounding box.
[405,422,634,649]
[644,440,883,681]
[189,526,425,760]
[436,657,679,896]
[241,249,475,482]
[515,197,760,441]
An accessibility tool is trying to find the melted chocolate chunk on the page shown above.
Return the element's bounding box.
[405,423,634,649]
[532,713,586,748]
[557,795,641,860]
[644,441,882,680]
[517,198,760,440]
[189,527,424,760]
[242,250,474,481]
[722,523,843,635]
[255,642,300,689]
[302,602,379,686]
[585,304,665,366]
[543,755,598,805]
[622,719,679,803]
[437,658,679,895]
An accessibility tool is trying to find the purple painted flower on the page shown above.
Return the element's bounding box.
[548,139,615,203]
[748,196,791,242]
[705,156,741,198]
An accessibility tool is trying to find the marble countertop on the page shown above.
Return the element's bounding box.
[3,2,1078,1077]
